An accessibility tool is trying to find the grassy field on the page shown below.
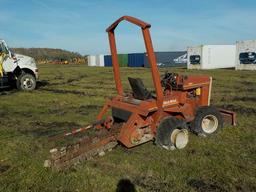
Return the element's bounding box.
[0,64,255,192]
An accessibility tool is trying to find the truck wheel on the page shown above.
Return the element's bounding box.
[16,73,36,91]
[156,117,189,150]
[191,106,223,136]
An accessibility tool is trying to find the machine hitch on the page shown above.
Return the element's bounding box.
[219,109,236,126]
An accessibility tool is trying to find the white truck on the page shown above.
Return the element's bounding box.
[0,39,38,90]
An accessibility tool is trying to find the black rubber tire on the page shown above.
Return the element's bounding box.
[16,73,36,91]
[156,116,188,150]
[191,106,223,136]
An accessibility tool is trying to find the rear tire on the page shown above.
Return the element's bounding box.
[16,72,36,91]
[156,117,189,150]
[191,106,223,136]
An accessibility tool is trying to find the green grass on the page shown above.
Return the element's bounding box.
[0,64,255,192]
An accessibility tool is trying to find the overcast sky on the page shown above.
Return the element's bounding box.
[0,0,255,55]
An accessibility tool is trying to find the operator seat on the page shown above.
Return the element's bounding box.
[128,77,152,100]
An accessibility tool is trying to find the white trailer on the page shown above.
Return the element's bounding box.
[87,55,96,66]
[95,54,104,67]
[88,55,104,67]
[236,40,256,70]
[187,45,236,69]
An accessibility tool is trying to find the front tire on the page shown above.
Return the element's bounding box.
[156,117,189,150]
[16,73,36,91]
[191,106,223,136]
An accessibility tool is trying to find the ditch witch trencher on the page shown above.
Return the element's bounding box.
[44,16,236,170]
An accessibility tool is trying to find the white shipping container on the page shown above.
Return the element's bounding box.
[87,55,96,66]
[187,45,236,69]
[96,54,104,67]
[236,40,256,70]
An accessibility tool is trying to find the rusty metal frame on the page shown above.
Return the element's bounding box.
[106,15,164,108]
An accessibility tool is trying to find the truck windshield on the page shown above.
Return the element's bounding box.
[0,42,9,55]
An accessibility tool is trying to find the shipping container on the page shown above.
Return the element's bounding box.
[96,54,104,67]
[128,53,145,67]
[236,40,256,70]
[187,45,236,69]
[144,51,187,68]
[104,55,112,67]
[104,54,128,67]
[118,54,128,67]
[87,55,96,66]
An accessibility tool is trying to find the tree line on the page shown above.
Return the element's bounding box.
[11,48,87,64]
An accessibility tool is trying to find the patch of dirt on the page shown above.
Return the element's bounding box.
[0,164,10,174]
[49,74,88,86]
[76,105,102,115]
[166,159,177,167]
[16,111,34,118]
[232,96,256,102]
[53,76,65,80]
[234,183,256,192]
[32,121,80,129]
[41,88,97,96]
[90,161,116,171]
[66,74,88,84]
[21,121,81,137]
[187,179,227,192]
[46,108,67,116]
[94,80,106,85]
[36,80,49,88]
[218,104,256,115]
[186,148,197,155]
[247,87,256,92]
[240,81,256,92]
[0,110,6,118]
[133,172,170,192]
[240,81,255,87]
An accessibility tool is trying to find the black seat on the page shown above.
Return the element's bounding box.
[128,77,152,100]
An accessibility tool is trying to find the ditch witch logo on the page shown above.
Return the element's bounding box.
[163,99,177,106]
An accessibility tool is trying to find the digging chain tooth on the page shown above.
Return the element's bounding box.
[60,147,67,157]
[46,123,122,170]
[50,148,59,160]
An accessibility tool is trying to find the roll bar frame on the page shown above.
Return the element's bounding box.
[106,16,163,108]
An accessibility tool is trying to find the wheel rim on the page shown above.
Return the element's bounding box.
[201,115,218,134]
[22,77,34,89]
[170,129,189,149]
